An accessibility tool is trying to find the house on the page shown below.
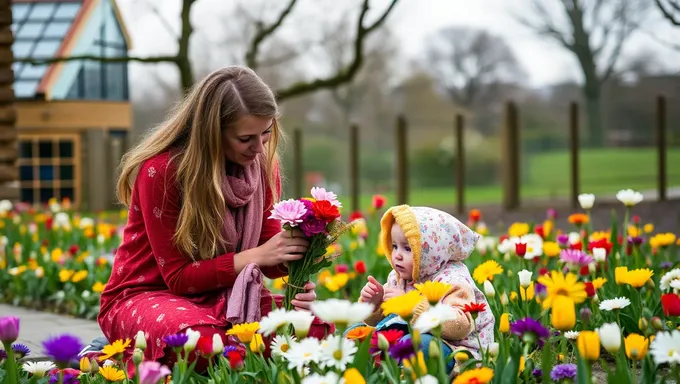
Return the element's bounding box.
[10,0,132,211]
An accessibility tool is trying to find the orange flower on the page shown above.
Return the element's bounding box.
[568,214,589,225]
[346,326,374,341]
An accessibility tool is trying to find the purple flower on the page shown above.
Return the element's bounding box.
[12,343,30,358]
[510,318,550,345]
[0,316,20,343]
[0,349,7,360]
[660,261,673,269]
[388,339,415,361]
[559,249,593,266]
[628,236,643,245]
[269,199,307,227]
[163,333,189,348]
[532,368,543,377]
[550,363,577,381]
[547,208,557,220]
[223,344,239,357]
[49,371,79,384]
[310,187,342,207]
[557,234,569,246]
[139,361,171,384]
[300,216,327,237]
[534,282,547,299]
[42,334,83,367]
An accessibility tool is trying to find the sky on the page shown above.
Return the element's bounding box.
[115,0,680,96]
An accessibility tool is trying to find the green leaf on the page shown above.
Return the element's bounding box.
[541,342,553,384]
[576,350,592,384]
[351,334,374,379]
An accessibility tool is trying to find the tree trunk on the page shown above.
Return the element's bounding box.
[177,58,194,94]
[0,0,18,200]
[584,87,605,147]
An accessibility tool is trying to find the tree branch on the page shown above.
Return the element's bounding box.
[245,0,298,69]
[275,0,400,101]
[515,0,573,49]
[655,0,680,26]
[139,0,178,39]
[15,55,178,65]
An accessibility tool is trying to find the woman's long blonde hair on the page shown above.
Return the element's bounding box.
[117,66,283,260]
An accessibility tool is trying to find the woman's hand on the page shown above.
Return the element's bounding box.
[253,228,310,267]
[291,281,317,311]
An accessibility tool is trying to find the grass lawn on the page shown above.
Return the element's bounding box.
[336,147,680,209]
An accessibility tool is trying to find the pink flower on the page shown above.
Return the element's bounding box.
[138,361,171,384]
[269,199,307,227]
[310,187,342,207]
[300,215,327,237]
[0,316,19,343]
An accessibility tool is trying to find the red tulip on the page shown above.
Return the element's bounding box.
[661,293,680,317]
[584,282,595,297]
[354,260,367,274]
[371,195,386,210]
[515,243,527,257]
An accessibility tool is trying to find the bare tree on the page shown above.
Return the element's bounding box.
[16,0,400,101]
[424,27,525,111]
[517,0,650,146]
[655,0,680,26]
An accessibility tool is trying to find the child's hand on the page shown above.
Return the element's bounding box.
[360,275,384,308]
[383,287,406,300]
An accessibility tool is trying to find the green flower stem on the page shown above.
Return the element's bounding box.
[2,341,18,384]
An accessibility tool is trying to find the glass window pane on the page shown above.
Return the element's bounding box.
[19,141,33,158]
[12,41,34,57]
[15,22,44,39]
[44,21,71,38]
[54,3,80,19]
[14,80,39,98]
[84,62,102,99]
[20,165,34,181]
[12,4,31,21]
[39,165,54,181]
[38,140,53,158]
[59,140,74,158]
[12,62,24,78]
[21,188,34,203]
[32,41,61,59]
[29,3,56,20]
[105,63,126,100]
[59,165,74,181]
[40,188,53,203]
[20,64,48,80]
[59,187,74,201]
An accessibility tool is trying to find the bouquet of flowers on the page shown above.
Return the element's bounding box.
[269,187,353,311]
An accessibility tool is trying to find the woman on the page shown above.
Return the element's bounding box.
[97,66,331,369]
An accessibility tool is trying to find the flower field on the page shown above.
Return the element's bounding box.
[1,190,680,383]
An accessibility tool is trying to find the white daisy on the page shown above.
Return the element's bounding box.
[660,269,680,291]
[319,335,357,371]
[599,297,631,311]
[259,308,294,336]
[649,330,680,365]
[671,280,680,290]
[271,334,296,358]
[284,337,321,371]
[301,371,344,384]
[288,310,315,338]
[564,331,580,340]
[415,375,440,384]
[413,303,457,334]
[22,361,56,378]
[310,299,374,326]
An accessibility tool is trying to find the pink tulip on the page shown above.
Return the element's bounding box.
[138,361,171,384]
[0,316,19,343]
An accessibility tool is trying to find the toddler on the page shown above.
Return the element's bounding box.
[357,205,495,367]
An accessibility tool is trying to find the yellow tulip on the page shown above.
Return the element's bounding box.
[249,333,264,354]
[499,313,510,333]
[577,331,600,362]
[551,296,576,331]
[624,334,649,361]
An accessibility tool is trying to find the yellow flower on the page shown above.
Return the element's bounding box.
[59,269,75,283]
[226,322,259,343]
[543,241,560,257]
[623,268,654,288]
[98,339,131,361]
[317,270,332,285]
[349,241,359,251]
[403,351,427,381]
[537,270,587,309]
[92,282,106,293]
[71,270,88,283]
[345,326,374,341]
[577,331,600,362]
[520,282,534,301]
[51,248,63,263]
[591,277,607,290]
[643,224,654,234]
[250,333,264,354]
[473,260,504,284]
[380,290,423,321]
[324,243,342,258]
[8,266,27,276]
[452,367,494,384]
[76,252,89,263]
[615,267,628,284]
[79,357,92,372]
[508,222,529,237]
[499,313,510,333]
[324,273,349,292]
[519,355,525,373]
[509,292,518,301]
[543,220,553,236]
[628,225,641,238]
[99,366,125,381]
[376,241,385,256]
[650,233,676,249]
[27,259,38,270]
[624,334,649,361]
[414,281,451,305]
[454,352,469,362]
[342,368,366,384]
[551,296,575,331]
[273,277,286,291]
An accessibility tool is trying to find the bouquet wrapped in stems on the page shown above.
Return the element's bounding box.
[269,187,353,311]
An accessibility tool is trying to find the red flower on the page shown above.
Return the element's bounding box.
[539,268,549,276]
[580,265,590,276]
[196,335,214,356]
[633,215,640,224]
[354,260,367,274]
[371,329,404,347]
[515,243,527,257]
[45,217,53,230]
[311,200,340,222]
[661,293,680,317]
[587,238,612,254]
[569,242,583,251]
[226,350,244,369]
[462,302,487,314]
[68,245,79,255]
[584,282,595,297]
[468,209,481,223]
[371,195,386,210]
[42,239,49,247]
[535,225,545,239]
[349,211,364,221]
[499,235,509,243]
[335,264,349,274]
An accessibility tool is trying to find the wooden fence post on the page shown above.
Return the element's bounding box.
[293,128,303,198]
[396,115,408,205]
[349,124,359,213]
[657,95,667,201]
[570,102,580,209]
[455,114,465,214]
[502,102,520,210]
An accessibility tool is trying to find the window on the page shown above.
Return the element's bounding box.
[18,135,80,205]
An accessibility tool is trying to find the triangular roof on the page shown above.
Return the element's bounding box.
[11,0,132,100]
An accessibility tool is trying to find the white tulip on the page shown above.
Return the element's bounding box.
[616,189,643,207]
[598,323,621,353]
[568,232,581,245]
[483,280,495,298]
[593,248,607,262]
[487,342,499,357]
[212,333,224,355]
[134,330,147,350]
[578,193,595,210]
[500,293,509,305]
[518,269,533,288]
[184,328,201,353]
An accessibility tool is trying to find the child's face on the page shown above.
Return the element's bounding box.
[391,223,414,280]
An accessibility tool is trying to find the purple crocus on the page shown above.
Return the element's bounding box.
[557,234,569,247]
[49,371,79,384]
[532,368,543,378]
[510,318,550,345]
[0,316,19,343]
[559,249,593,266]
[660,261,674,269]
[42,334,83,368]
[12,343,30,358]
[551,363,577,381]
[163,333,189,349]
[388,339,415,361]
